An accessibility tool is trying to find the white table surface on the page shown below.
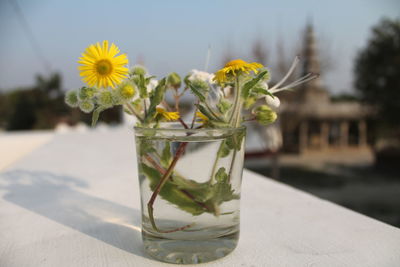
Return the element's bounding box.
[1,128,400,267]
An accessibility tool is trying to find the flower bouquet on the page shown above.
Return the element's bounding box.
[65,40,317,264]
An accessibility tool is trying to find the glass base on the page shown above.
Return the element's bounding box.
[142,230,239,264]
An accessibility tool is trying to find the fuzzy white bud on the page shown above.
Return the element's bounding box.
[265,95,280,109]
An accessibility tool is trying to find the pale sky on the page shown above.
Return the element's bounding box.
[0,0,399,95]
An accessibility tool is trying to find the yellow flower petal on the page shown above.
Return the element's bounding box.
[156,107,180,121]
[196,111,208,124]
[213,59,264,84]
[78,40,129,88]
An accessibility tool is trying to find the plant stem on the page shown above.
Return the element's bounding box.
[228,149,237,182]
[144,154,212,212]
[143,99,148,117]
[147,142,190,233]
[228,76,241,126]
[178,118,189,129]
[190,101,199,129]
[125,103,143,122]
[209,154,220,184]
[209,141,225,184]
[210,76,242,183]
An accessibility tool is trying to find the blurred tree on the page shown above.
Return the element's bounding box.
[0,73,121,131]
[252,39,269,65]
[354,18,400,127]
[6,89,37,130]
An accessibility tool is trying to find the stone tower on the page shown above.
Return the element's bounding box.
[298,22,328,104]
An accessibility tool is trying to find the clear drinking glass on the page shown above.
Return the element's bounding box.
[134,122,246,264]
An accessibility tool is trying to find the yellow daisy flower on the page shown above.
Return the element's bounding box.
[78,40,128,88]
[196,111,208,124]
[156,107,180,121]
[214,59,263,83]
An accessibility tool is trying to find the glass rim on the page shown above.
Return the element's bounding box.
[134,122,246,133]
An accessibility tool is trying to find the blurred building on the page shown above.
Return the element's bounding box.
[278,23,372,153]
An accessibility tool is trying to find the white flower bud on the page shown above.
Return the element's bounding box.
[265,95,280,109]
[147,79,158,93]
[188,69,215,84]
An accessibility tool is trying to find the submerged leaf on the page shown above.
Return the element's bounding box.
[160,142,172,167]
[137,139,156,156]
[140,164,207,216]
[208,167,240,205]
[217,140,231,158]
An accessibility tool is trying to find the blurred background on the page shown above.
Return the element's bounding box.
[0,0,399,227]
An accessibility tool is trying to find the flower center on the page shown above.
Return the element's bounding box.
[96,59,113,75]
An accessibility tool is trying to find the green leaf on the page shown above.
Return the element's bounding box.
[208,167,240,205]
[145,78,166,122]
[137,139,156,156]
[188,83,206,102]
[226,131,246,151]
[145,76,156,84]
[160,142,172,167]
[196,104,217,121]
[217,140,231,158]
[241,71,269,99]
[251,87,274,97]
[140,164,207,216]
[243,96,257,109]
[217,99,232,114]
[209,121,230,128]
[91,106,105,127]
[215,167,228,182]
[138,74,148,98]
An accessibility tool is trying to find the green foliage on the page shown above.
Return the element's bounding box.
[190,79,209,91]
[116,82,136,101]
[167,72,181,89]
[241,70,269,99]
[196,104,215,120]
[160,142,172,167]
[137,139,156,156]
[0,73,110,130]
[207,167,240,205]
[145,78,167,123]
[79,100,95,113]
[91,106,105,127]
[217,99,232,114]
[251,86,274,97]
[354,18,400,126]
[137,74,148,99]
[140,164,206,216]
[130,65,147,76]
[217,140,231,158]
[168,167,239,214]
[188,83,206,102]
[97,91,114,107]
[243,96,257,109]
[65,90,79,108]
[78,87,96,101]
[226,130,246,151]
[254,105,277,125]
